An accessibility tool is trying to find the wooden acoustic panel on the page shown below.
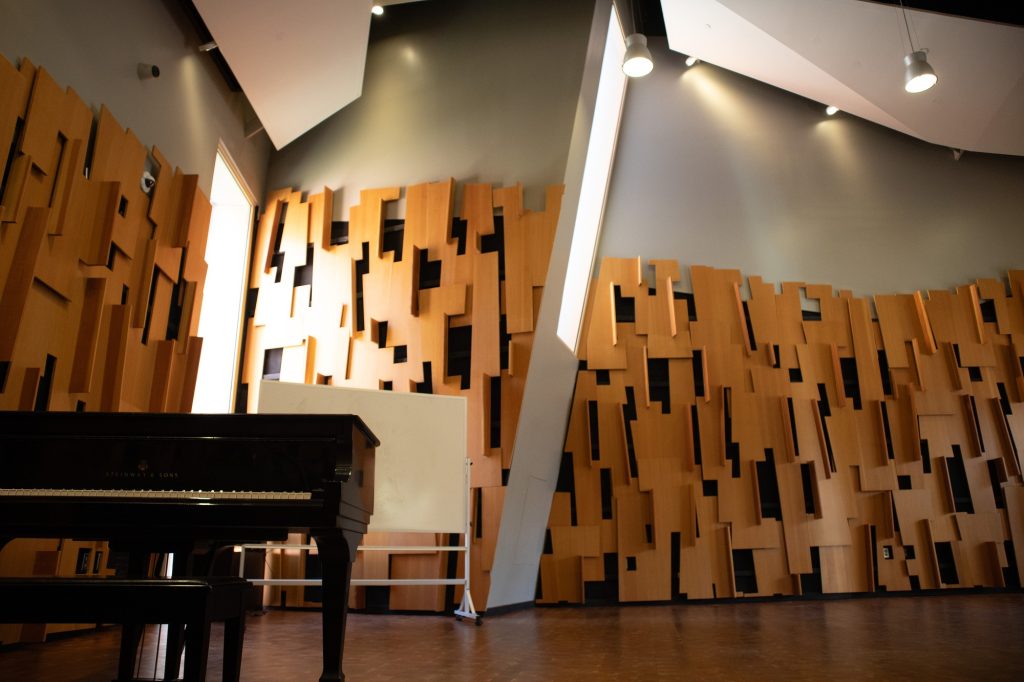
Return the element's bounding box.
[239,181,562,611]
[0,56,211,643]
[539,257,1024,604]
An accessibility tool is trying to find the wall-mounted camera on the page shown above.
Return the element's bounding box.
[137,63,160,80]
[141,171,156,194]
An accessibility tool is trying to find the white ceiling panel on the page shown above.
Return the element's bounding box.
[662,0,1024,156]
[194,0,373,149]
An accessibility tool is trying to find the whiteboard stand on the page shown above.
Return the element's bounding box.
[453,459,479,623]
[251,382,478,623]
[237,461,480,623]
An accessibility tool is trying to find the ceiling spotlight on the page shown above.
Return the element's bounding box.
[825,105,839,116]
[685,56,700,67]
[904,51,937,93]
[898,1,937,93]
[198,40,218,52]
[371,4,384,16]
[622,33,654,78]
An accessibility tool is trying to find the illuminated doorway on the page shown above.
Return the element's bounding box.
[192,147,254,413]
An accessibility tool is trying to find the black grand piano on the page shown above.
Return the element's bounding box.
[0,411,377,682]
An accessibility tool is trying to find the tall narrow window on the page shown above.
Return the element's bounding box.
[555,8,629,351]
[192,148,255,413]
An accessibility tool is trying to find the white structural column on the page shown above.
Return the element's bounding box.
[486,0,622,609]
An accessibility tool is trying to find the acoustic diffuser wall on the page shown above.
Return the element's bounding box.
[539,258,1024,604]
[0,55,211,642]
[0,57,210,414]
[239,180,561,611]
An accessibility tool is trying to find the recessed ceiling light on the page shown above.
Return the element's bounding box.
[371,4,384,16]
[825,105,839,116]
[685,56,700,67]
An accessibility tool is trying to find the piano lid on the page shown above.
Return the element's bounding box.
[0,411,379,446]
[0,412,379,494]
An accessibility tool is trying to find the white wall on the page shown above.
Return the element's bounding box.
[600,40,1024,296]
[0,0,271,200]
[265,0,597,217]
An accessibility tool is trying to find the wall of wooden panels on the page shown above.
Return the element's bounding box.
[539,258,1024,604]
[0,55,211,643]
[239,180,561,611]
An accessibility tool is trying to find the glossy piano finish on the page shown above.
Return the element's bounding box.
[0,411,376,542]
[0,411,378,682]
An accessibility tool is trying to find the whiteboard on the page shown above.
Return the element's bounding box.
[257,381,468,533]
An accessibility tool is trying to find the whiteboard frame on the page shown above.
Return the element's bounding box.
[257,380,467,533]
[249,381,478,621]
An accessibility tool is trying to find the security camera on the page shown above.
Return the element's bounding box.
[137,63,160,80]
[141,171,156,194]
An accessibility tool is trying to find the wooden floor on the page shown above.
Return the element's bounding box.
[1,593,1022,680]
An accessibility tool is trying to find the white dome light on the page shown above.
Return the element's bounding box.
[622,33,653,78]
[904,51,937,93]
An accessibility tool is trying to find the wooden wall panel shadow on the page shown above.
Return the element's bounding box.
[539,257,1024,604]
[0,56,211,644]
[238,181,563,611]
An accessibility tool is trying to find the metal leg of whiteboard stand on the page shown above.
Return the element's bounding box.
[453,458,481,624]
[454,588,480,624]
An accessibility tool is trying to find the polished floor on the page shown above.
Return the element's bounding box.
[1,593,1022,681]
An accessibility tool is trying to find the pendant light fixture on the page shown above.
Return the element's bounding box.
[621,1,653,78]
[899,0,937,93]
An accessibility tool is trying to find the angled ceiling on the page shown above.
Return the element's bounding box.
[193,0,373,149]
[192,0,1024,156]
[660,0,1024,156]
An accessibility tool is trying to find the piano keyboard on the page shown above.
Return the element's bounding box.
[0,489,313,500]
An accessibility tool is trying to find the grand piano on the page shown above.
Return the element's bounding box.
[0,411,377,682]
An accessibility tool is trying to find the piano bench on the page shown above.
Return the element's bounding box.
[0,576,249,682]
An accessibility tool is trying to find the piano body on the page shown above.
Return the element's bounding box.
[0,411,377,682]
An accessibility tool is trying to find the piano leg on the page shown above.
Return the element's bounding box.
[162,547,198,680]
[183,620,212,682]
[313,533,353,682]
[116,624,142,681]
[165,623,185,680]
[222,612,246,682]
[115,550,153,681]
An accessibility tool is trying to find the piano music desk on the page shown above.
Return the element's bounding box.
[0,576,249,681]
